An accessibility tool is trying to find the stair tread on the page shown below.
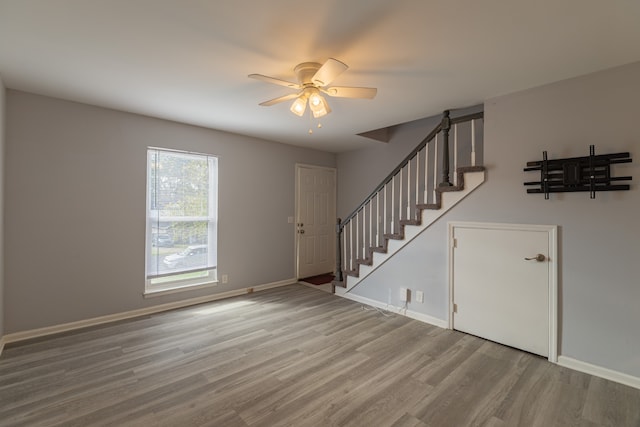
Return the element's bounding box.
[438,185,464,193]
[416,203,440,210]
[384,233,404,240]
[458,165,485,173]
[345,269,359,278]
[399,219,421,226]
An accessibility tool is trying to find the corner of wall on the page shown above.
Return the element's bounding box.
[0,73,5,352]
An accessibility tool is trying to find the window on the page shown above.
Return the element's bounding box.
[146,148,218,294]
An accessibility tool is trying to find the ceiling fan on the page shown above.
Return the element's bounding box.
[248,58,377,118]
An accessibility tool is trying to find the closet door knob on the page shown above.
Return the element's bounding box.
[524,254,546,262]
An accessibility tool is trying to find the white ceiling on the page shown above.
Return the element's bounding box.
[1,1,640,152]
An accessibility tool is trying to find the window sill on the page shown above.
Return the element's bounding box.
[143,280,218,298]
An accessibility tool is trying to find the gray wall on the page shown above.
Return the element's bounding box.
[0,75,5,342]
[337,116,440,219]
[4,91,336,333]
[338,61,640,378]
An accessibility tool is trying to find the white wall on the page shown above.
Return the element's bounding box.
[338,61,640,378]
[0,75,5,344]
[4,91,336,333]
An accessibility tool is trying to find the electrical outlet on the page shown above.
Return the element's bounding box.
[221,274,228,284]
[416,290,424,303]
[287,216,294,224]
[399,287,408,302]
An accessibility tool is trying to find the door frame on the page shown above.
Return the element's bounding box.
[294,164,337,279]
[448,221,558,363]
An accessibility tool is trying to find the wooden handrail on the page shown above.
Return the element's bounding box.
[338,110,483,231]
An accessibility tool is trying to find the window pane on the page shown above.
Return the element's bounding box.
[146,149,217,284]
[147,220,216,277]
[150,151,211,218]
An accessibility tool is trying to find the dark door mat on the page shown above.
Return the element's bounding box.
[300,273,335,285]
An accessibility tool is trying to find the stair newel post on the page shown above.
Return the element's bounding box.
[336,218,343,282]
[439,110,453,187]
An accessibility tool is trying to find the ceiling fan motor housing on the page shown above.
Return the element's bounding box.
[294,62,323,86]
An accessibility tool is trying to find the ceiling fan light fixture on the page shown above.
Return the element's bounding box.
[310,94,331,118]
[309,89,323,107]
[290,95,307,116]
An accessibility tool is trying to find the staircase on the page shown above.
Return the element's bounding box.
[333,110,485,293]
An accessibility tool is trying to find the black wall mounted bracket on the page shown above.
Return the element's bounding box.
[524,145,632,199]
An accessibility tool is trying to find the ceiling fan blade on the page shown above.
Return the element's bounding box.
[323,86,377,99]
[311,58,348,87]
[259,92,301,106]
[248,74,300,89]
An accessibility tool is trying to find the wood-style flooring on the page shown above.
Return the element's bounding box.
[1,284,639,427]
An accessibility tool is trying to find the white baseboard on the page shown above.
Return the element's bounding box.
[3,278,296,346]
[338,292,448,329]
[557,355,640,390]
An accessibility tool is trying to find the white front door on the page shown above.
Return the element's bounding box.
[296,165,336,279]
[449,222,557,360]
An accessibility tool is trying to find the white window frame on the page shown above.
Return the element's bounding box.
[144,148,218,296]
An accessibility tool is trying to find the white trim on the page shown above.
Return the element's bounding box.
[338,292,448,329]
[558,356,640,390]
[3,278,296,345]
[447,221,558,363]
[147,146,220,159]
[145,149,219,293]
[143,280,218,298]
[0,336,5,357]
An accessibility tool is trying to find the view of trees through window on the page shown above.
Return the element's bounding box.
[146,148,218,284]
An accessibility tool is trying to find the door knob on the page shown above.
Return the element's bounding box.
[298,230,305,234]
[525,254,546,262]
